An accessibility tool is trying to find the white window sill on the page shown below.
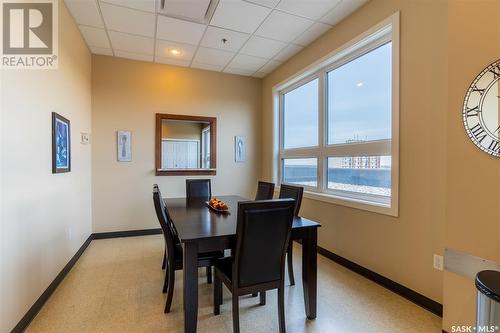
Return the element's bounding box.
[275,186,398,217]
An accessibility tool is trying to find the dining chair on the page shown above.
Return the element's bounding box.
[213,199,295,333]
[186,179,211,199]
[279,184,304,286]
[153,185,222,313]
[255,181,275,200]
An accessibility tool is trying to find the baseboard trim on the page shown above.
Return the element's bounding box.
[92,228,162,239]
[317,246,443,317]
[11,235,93,333]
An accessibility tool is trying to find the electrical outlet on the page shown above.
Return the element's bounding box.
[433,254,444,271]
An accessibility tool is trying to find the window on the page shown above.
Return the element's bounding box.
[276,16,399,215]
[327,43,392,145]
[283,158,318,187]
[283,79,318,149]
[201,126,210,168]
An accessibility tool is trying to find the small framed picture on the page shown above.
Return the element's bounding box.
[52,112,71,173]
[235,136,246,163]
[117,130,132,162]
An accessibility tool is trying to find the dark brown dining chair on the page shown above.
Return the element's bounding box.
[255,181,275,200]
[213,199,295,333]
[153,185,222,313]
[186,179,211,199]
[279,184,304,286]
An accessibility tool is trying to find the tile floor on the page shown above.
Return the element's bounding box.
[26,235,442,333]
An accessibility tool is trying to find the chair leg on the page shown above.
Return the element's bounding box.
[164,265,175,313]
[214,274,222,315]
[287,243,295,286]
[232,293,240,333]
[206,266,212,284]
[161,249,166,270]
[162,263,169,293]
[278,285,286,333]
[259,291,266,305]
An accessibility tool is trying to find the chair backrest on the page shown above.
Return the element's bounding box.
[153,185,180,256]
[255,181,275,200]
[186,179,211,199]
[279,184,303,216]
[234,199,295,288]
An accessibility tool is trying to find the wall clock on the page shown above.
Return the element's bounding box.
[463,59,500,157]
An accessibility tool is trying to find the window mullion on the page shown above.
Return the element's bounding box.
[317,70,326,192]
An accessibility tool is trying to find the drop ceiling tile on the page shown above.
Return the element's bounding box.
[253,71,267,78]
[193,47,234,67]
[79,26,110,48]
[240,36,286,59]
[293,22,331,46]
[200,26,250,53]
[258,59,282,73]
[100,0,156,13]
[108,31,154,54]
[277,0,341,20]
[243,0,280,8]
[90,47,113,56]
[210,0,271,34]
[100,3,155,37]
[191,62,225,72]
[64,0,104,27]
[273,44,303,61]
[157,16,206,45]
[155,40,197,61]
[115,50,154,62]
[255,10,314,42]
[155,57,191,67]
[319,0,367,25]
[228,54,268,72]
[223,67,255,76]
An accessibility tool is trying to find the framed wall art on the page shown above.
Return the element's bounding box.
[52,112,71,173]
[117,130,132,162]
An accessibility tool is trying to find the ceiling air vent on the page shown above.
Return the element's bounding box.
[158,0,219,24]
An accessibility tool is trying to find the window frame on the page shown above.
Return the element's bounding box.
[274,13,399,216]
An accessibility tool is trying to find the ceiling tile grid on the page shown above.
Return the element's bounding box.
[65,0,368,77]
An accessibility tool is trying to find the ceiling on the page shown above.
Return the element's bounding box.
[64,0,367,78]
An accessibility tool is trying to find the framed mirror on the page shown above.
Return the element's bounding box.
[155,114,216,176]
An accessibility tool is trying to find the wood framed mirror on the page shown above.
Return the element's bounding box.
[155,114,216,176]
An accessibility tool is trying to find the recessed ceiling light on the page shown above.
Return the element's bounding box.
[168,48,182,56]
[356,82,364,87]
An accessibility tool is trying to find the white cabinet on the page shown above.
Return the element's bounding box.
[162,140,200,169]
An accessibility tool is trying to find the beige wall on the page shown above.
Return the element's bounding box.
[262,0,448,305]
[443,1,500,331]
[91,56,262,232]
[0,1,92,331]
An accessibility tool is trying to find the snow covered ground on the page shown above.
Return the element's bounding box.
[289,181,391,197]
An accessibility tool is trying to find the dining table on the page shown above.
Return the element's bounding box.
[165,195,321,333]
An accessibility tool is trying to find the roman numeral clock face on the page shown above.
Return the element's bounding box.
[463,60,500,157]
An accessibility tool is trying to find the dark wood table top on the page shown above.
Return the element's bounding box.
[165,195,321,243]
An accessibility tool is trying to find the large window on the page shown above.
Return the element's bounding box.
[277,17,399,215]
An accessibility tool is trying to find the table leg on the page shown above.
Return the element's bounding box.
[301,228,317,319]
[184,242,199,333]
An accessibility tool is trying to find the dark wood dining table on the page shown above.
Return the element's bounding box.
[165,195,321,333]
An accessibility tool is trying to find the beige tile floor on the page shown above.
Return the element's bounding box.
[26,235,442,333]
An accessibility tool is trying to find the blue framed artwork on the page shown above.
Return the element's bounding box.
[52,112,71,173]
